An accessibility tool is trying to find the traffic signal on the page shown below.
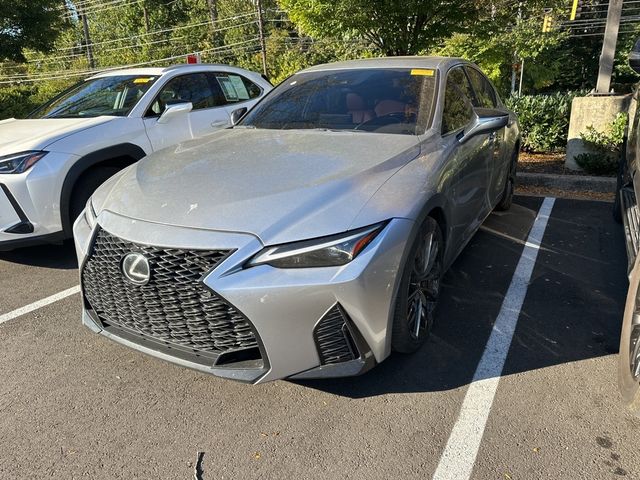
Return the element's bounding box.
[570,0,583,20]
[542,11,554,33]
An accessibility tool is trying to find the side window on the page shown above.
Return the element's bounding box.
[441,67,475,135]
[147,73,217,116]
[211,72,262,104]
[465,67,497,109]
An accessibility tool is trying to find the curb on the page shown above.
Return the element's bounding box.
[516,172,616,193]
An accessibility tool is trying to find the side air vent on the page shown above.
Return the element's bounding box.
[313,305,359,365]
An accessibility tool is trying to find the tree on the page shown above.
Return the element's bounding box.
[279,0,486,56]
[0,0,66,61]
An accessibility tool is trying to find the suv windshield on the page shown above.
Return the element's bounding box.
[241,68,437,135]
[30,75,158,119]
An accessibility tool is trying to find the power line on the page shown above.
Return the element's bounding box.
[0,40,262,84]
[17,19,259,67]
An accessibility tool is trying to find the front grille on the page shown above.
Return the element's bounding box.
[313,305,358,365]
[82,228,261,364]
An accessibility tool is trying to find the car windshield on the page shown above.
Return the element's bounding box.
[30,75,158,119]
[240,68,437,135]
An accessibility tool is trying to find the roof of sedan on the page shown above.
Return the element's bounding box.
[86,64,251,80]
[299,56,464,73]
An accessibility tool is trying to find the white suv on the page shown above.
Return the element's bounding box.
[0,64,272,250]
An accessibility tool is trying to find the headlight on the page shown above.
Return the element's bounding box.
[248,222,387,268]
[0,151,48,174]
[84,197,97,228]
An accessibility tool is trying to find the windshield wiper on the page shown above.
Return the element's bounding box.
[308,127,369,133]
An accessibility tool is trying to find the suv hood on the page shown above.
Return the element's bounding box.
[0,117,113,155]
[95,128,421,245]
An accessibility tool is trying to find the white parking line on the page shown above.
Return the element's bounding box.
[0,285,80,326]
[432,197,555,480]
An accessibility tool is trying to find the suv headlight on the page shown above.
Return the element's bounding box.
[0,151,48,174]
[248,222,387,268]
[84,197,97,228]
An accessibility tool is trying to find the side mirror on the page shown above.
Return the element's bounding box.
[459,109,509,144]
[157,102,192,124]
[230,107,248,126]
[629,38,640,74]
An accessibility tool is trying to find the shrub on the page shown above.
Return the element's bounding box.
[0,85,39,119]
[505,92,579,153]
[575,112,627,175]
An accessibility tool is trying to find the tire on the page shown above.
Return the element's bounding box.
[69,166,120,222]
[495,148,518,212]
[618,261,640,415]
[613,145,627,224]
[391,216,444,353]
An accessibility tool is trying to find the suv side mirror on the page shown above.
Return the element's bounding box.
[230,107,248,126]
[629,38,640,74]
[459,108,509,144]
[157,102,192,124]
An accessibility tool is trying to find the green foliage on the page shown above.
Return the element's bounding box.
[279,0,484,56]
[0,0,67,61]
[1,0,639,121]
[576,113,627,175]
[574,152,617,175]
[505,92,578,153]
[0,85,38,119]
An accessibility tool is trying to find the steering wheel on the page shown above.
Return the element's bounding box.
[355,112,414,130]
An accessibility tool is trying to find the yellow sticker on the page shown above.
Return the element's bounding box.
[410,69,435,76]
[133,77,153,84]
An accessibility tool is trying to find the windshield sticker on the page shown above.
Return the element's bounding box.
[410,69,435,76]
[133,77,154,84]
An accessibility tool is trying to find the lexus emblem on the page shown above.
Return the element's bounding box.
[121,253,151,285]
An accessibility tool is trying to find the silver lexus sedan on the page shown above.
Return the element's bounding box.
[74,57,519,383]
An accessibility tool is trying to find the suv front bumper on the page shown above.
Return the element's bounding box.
[0,152,79,249]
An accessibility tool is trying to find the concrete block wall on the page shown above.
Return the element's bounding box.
[565,94,632,170]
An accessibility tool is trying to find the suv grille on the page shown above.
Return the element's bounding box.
[82,229,260,364]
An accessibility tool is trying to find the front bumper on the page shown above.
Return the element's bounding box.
[0,152,79,248]
[74,209,414,383]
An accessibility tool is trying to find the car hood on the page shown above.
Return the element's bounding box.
[0,117,114,155]
[95,128,421,245]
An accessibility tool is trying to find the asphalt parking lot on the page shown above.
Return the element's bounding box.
[0,195,638,479]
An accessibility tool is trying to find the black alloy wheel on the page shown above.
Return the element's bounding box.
[392,217,443,353]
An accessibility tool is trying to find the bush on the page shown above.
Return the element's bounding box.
[0,85,39,119]
[505,92,579,153]
[575,112,627,175]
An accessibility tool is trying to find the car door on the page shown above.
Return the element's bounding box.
[441,66,494,245]
[143,72,230,151]
[207,71,266,118]
[465,66,509,206]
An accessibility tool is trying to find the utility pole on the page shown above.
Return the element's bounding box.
[142,4,150,34]
[77,5,95,69]
[595,0,623,94]
[206,0,217,25]
[510,1,522,95]
[255,0,268,77]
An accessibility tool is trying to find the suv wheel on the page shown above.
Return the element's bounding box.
[618,260,640,415]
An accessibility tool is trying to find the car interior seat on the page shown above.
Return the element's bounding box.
[346,93,375,124]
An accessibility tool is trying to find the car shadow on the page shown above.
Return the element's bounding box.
[293,196,627,398]
[0,240,78,270]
